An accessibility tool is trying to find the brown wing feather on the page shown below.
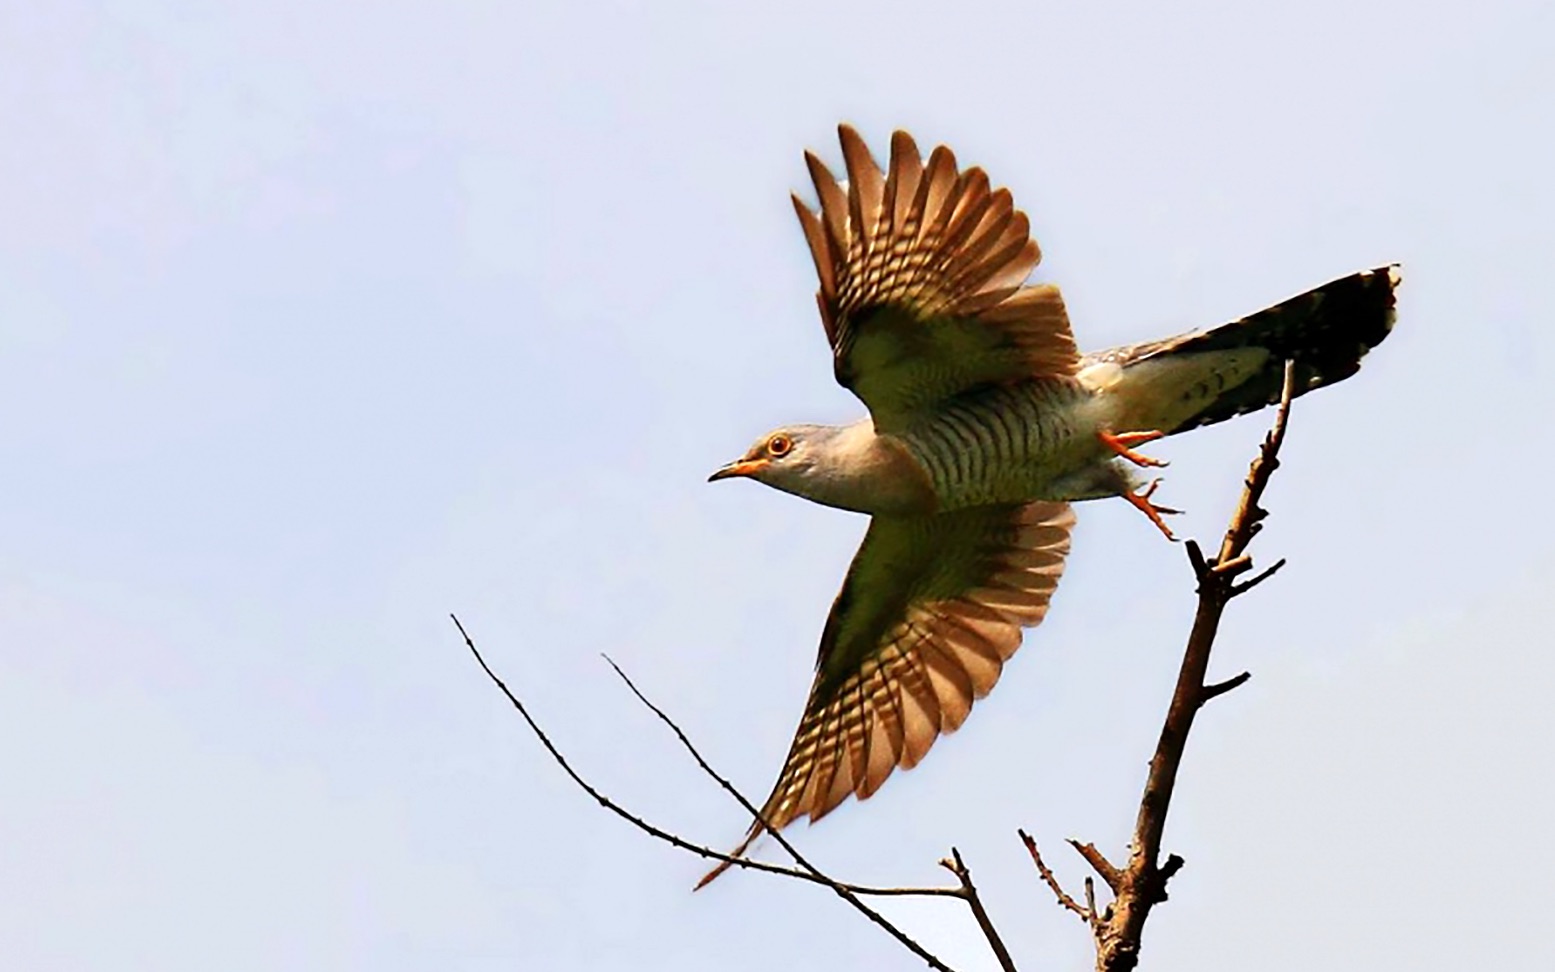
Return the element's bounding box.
[696,501,1074,887]
[794,126,1079,431]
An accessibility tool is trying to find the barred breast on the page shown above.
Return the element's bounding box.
[896,378,1123,509]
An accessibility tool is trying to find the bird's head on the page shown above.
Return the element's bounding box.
[708,425,832,492]
[709,419,927,515]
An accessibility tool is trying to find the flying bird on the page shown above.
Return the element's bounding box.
[701,125,1397,886]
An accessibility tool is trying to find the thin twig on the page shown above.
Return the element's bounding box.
[452,615,963,972]
[940,848,1019,972]
[451,616,833,885]
[602,656,960,896]
[1019,830,1088,921]
[1218,360,1297,565]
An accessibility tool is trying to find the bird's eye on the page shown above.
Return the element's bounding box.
[767,434,793,458]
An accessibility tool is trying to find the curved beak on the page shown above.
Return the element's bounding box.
[708,458,767,482]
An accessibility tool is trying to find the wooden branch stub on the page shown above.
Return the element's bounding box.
[1211,554,1253,577]
[1185,540,1210,582]
[1067,839,1122,893]
[1202,671,1252,703]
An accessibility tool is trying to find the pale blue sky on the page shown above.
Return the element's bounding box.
[2,2,1552,970]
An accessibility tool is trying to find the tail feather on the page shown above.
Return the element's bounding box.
[1089,264,1399,435]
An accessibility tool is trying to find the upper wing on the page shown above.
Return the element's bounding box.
[698,501,1073,887]
[793,126,1080,431]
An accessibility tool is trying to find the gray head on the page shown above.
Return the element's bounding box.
[707,420,928,515]
[707,424,838,493]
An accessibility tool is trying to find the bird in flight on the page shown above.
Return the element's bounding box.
[701,125,1397,886]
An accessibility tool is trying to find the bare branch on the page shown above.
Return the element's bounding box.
[940,848,1019,972]
[1055,360,1301,971]
[1217,360,1297,565]
[601,655,960,896]
[452,615,964,972]
[1019,830,1089,922]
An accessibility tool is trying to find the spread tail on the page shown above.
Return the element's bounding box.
[1085,264,1399,436]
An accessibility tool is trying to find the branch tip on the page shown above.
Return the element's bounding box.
[1231,557,1287,596]
[1202,671,1252,703]
[943,847,1018,972]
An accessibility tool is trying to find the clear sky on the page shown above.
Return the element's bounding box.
[3,1,1552,970]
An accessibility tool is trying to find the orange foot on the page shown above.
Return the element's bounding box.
[1099,429,1169,468]
[1124,479,1182,541]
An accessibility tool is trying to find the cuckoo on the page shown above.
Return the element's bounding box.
[701,125,1397,886]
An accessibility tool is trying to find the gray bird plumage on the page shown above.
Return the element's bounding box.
[700,125,1397,887]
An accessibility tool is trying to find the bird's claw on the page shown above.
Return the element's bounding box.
[1124,478,1181,541]
[1099,429,1169,468]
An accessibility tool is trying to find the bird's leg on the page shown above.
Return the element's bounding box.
[1123,479,1181,541]
[1099,429,1169,468]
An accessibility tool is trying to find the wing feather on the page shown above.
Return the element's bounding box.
[793,126,1080,430]
[917,636,975,732]
[805,151,850,252]
[697,501,1074,887]
[840,124,884,254]
[791,194,837,306]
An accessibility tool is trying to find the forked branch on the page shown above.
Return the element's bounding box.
[1027,360,1300,971]
[453,616,971,972]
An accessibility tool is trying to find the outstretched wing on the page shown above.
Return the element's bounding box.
[697,501,1074,887]
[793,126,1080,431]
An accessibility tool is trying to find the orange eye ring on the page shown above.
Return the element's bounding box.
[766,434,793,458]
